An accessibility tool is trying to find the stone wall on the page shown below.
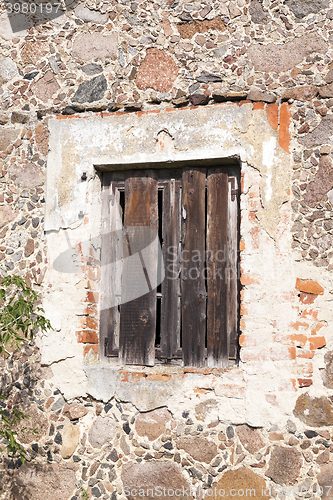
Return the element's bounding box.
[1,0,333,498]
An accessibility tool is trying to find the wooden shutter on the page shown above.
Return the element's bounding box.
[181,168,206,367]
[100,173,123,358]
[227,173,239,359]
[159,179,181,360]
[206,169,229,368]
[119,171,158,366]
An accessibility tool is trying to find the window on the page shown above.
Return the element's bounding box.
[100,166,240,368]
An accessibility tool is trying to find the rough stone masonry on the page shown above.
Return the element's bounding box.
[1,0,333,499]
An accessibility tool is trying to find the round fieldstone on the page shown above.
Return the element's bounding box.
[88,416,117,449]
[211,468,267,500]
[135,408,171,441]
[293,393,333,426]
[266,446,302,485]
[176,437,218,463]
[121,461,193,500]
[135,49,179,93]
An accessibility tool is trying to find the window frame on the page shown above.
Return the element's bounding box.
[99,165,240,368]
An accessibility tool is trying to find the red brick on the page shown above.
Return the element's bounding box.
[85,291,99,303]
[299,292,318,304]
[76,330,98,344]
[86,266,100,280]
[78,316,98,330]
[270,346,296,361]
[279,103,291,154]
[83,345,99,357]
[253,102,265,110]
[295,278,324,295]
[267,103,278,130]
[298,378,313,388]
[309,336,326,350]
[311,321,326,335]
[289,321,309,331]
[240,274,260,286]
[300,309,318,320]
[297,350,315,359]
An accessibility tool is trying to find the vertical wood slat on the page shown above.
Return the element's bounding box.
[206,169,229,368]
[100,174,121,358]
[228,174,239,359]
[160,179,181,359]
[181,168,206,367]
[119,171,158,366]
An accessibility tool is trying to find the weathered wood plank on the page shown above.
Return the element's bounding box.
[181,168,206,367]
[206,169,229,368]
[227,174,239,359]
[160,179,181,360]
[100,174,122,358]
[119,170,158,366]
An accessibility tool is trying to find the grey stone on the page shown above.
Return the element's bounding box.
[266,446,302,485]
[12,251,22,262]
[32,218,40,228]
[176,437,218,463]
[236,425,265,454]
[196,71,222,83]
[285,0,329,19]
[0,206,17,229]
[15,405,49,444]
[33,70,60,103]
[9,163,45,189]
[303,156,333,207]
[51,396,66,412]
[60,423,80,459]
[11,111,29,124]
[24,71,39,81]
[322,351,333,389]
[88,416,117,449]
[121,462,193,500]
[72,76,107,103]
[0,128,20,151]
[214,44,228,57]
[72,33,118,61]
[286,419,297,433]
[123,11,144,26]
[189,94,209,105]
[118,48,125,68]
[49,56,60,75]
[298,116,333,148]
[120,435,130,455]
[74,4,108,24]
[319,83,333,98]
[318,463,333,500]
[10,463,78,500]
[248,33,328,73]
[0,57,18,85]
[249,0,270,24]
[135,408,172,441]
[82,64,103,75]
[0,114,8,125]
[294,393,333,426]
[247,89,276,103]
[226,426,234,439]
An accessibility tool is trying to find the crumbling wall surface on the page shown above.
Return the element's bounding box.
[1,0,333,499]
